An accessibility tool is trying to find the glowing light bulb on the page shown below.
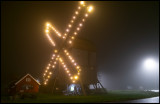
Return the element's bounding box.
[74,75,78,80]
[75,11,79,15]
[72,60,75,62]
[80,1,85,5]
[73,80,75,83]
[82,19,85,22]
[79,23,82,27]
[77,27,80,31]
[71,20,74,23]
[69,40,72,44]
[85,14,88,17]
[70,77,73,79]
[66,53,69,55]
[66,29,69,32]
[74,63,77,66]
[71,36,75,40]
[78,6,81,9]
[77,66,80,69]
[46,23,50,27]
[46,30,49,33]
[88,6,93,12]
[74,32,77,35]
[49,72,52,74]
[73,16,76,19]
[54,50,58,53]
[68,24,72,28]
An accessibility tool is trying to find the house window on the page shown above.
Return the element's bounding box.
[22,84,33,90]
[26,78,31,82]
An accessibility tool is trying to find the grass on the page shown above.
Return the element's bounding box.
[1,90,159,103]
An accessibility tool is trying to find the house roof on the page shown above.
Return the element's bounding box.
[15,73,41,85]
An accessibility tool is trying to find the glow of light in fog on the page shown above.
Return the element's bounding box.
[143,58,157,70]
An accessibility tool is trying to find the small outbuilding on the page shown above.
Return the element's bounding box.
[8,73,40,94]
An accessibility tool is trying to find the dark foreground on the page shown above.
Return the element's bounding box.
[1,90,159,103]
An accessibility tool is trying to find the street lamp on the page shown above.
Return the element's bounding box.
[143,58,159,91]
[143,58,157,71]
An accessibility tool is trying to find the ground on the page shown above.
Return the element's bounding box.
[1,90,159,103]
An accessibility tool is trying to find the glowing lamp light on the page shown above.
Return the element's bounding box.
[77,27,80,31]
[66,29,69,32]
[54,50,58,53]
[85,14,88,17]
[68,24,72,28]
[73,16,76,19]
[74,32,77,35]
[79,23,82,26]
[69,40,72,44]
[70,85,74,91]
[78,6,81,9]
[77,66,80,69]
[46,23,50,26]
[88,6,93,12]
[143,58,157,70]
[74,75,78,80]
[46,30,49,33]
[80,1,85,6]
[75,11,79,15]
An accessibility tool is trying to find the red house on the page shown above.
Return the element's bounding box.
[12,74,41,93]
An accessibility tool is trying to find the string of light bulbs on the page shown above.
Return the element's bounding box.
[43,1,93,85]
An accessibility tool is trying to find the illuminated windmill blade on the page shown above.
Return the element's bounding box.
[45,23,62,47]
[67,5,94,45]
[61,1,87,38]
[43,1,94,85]
[63,49,81,73]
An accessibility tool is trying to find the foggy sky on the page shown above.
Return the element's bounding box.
[1,1,159,90]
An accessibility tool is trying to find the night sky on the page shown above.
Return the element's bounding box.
[1,1,159,90]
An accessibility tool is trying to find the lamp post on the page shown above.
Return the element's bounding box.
[143,58,158,90]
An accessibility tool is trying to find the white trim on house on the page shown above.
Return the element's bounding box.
[15,73,41,85]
